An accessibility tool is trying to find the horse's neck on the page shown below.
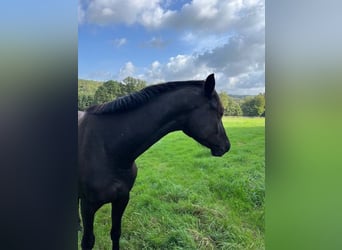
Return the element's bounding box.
[116,88,199,161]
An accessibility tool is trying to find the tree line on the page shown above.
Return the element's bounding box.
[78,77,147,111]
[219,92,265,117]
[78,77,265,117]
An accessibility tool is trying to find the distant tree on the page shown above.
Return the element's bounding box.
[219,92,243,116]
[241,96,254,116]
[78,96,84,110]
[218,92,229,111]
[78,79,102,97]
[226,100,243,116]
[253,93,265,116]
[241,93,265,116]
[122,77,147,94]
[88,77,148,106]
[78,95,95,111]
[93,80,125,105]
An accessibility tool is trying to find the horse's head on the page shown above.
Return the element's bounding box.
[182,74,230,157]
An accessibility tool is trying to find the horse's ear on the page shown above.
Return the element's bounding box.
[204,73,215,97]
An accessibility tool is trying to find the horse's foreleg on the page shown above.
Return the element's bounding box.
[111,194,129,250]
[80,199,101,250]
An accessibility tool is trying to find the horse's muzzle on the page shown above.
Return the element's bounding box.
[211,142,230,157]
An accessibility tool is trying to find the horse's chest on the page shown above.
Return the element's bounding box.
[84,169,136,203]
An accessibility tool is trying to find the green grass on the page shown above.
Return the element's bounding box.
[78,117,265,249]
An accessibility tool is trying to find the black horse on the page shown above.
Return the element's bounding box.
[78,74,230,250]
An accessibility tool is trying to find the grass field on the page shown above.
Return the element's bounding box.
[78,117,265,249]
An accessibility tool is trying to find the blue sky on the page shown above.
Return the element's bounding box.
[78,0,264,95]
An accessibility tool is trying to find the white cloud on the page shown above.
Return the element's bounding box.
[111,38,127,48]
[155,0,264,33]
[163,55,213,80]
[78,1,85,24]
[143,36,167,48]
[197,34,264,77]
[140,24,264,94]
[119,62,135,79]
[79,0,265,95]
[79,0,264,33]
[152,60,161,69]
[166,55,193,73]
[82,0,169,26]
[140,33,264,94]
[142,54,214,84]
[145,60,164,83]
[115,46,264,94]
[181,32,231,54]
[140,6,175,28]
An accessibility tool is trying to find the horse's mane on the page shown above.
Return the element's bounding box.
[86,80,204,115]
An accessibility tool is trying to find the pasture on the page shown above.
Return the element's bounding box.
[78,116,265,249]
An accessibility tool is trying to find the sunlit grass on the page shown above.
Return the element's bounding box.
[78,117,265,249]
